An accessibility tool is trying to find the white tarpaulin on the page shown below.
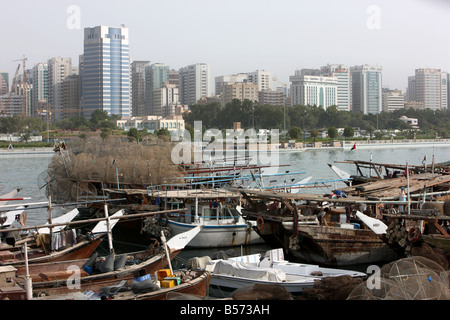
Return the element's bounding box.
[92,210,124,234]
[38,208,80,234]
[212,259,287,282]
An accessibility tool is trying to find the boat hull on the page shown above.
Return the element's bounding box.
[422,235,450,251]
[18,249,182,297]
[292,225,398,266]
[167,220,263,248]
[1,237,103,266]
[120,271,211,300]
[209,274,314,296]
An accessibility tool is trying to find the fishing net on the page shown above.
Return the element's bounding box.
[40,136,184,203]
[347,256,450,300]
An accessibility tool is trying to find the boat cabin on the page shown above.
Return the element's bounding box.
[168,200,241,225]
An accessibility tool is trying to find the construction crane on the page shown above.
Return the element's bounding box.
[12,55,28,117]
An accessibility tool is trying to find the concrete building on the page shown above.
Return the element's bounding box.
[399,115,419,128]
[47,57,72,120]
[152,83,181,117]
[81,25,131,118]
[0,94,23,117]
[321,64,352,111]
[116,115,184,133]
[61,74,80,117]
[215,73,248,96]
[413,68,448,110]
[221,82,259,106]
[0,72,8,95]
[12,79,32,117]
[404,101,425,110]
[131,61,150,117]
[382,89,404,112]
[247,70,276,92]
[169,69,179,87]
[179,63,212,106]
[31,63,48,117]
[145,63,170,115]
[351,65,382,114]
[289,71,338,109]
[406,76,416,101]
[258,90,286,106]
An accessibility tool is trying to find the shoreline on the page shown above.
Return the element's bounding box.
[277,139,450,152]
[0,147,55,158]
[1,140,449,158]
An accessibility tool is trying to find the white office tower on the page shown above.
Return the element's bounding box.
[31,63,48,116]
[321,64,352,111]
[413,69,448,110]
[382,89,404,112]
[247,70,277,92]
[179,63,212,105]
[289,70,338,109]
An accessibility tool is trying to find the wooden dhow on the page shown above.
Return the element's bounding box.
[14,226,201,298]
[234,188,400,266]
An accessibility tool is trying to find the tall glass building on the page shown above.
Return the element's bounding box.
[31,63,48,116]
[81,25,130,118]
[145,63,170,115]
[351,65,382,114]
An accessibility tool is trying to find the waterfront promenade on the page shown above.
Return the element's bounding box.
[1,139,449,158]
[0,147,54,158]
[278,138,450,152]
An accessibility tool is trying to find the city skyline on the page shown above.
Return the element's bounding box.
[1,0,449,93]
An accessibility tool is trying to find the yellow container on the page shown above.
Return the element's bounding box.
[161,279,176,288]
[157,269,172,282]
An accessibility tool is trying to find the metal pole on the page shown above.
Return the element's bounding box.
[24,245,33,300]
[104,203,113,253]
[406,162,410,215]
[160,230,173,276]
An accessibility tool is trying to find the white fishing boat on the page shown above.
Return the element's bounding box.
[0,188,28,229]
[205,248,366,295]
[149,188,263,248]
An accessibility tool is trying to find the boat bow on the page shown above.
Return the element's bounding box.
[166,226,202,252]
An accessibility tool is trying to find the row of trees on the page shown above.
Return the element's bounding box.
[1,101,449,139]
[0,109,118,135]
[184,99,450,138]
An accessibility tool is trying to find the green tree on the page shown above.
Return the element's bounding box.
[156,128,170,137]
[288,126,302,139]
[19,131,31,143]
[100,128,112,140]
[327,127,338,139]
[310,129,319,143]
[127,128,141,142]
[343,126,354,138]
[374,131,385,140]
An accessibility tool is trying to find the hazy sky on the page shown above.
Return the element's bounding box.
[1,0,449,91]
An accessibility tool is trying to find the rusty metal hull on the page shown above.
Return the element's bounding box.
[291,225,398,266]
